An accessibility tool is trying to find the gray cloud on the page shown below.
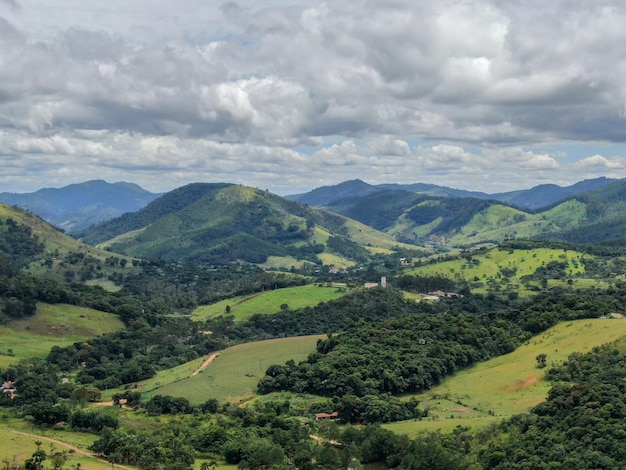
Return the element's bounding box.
[1,1,626,194]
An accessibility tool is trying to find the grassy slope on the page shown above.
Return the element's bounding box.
[95,185,419,269]
[378,198,587,248]
[139,335,325,404]
[0,303,124,368]
[191,285,349,322]
[0,203,135,284]
[0,416,125,469]
[384,318,626,436]
[408,247,591,294]
[446,200,587,246]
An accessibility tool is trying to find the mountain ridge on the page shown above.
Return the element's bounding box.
[287,176,616,211]
[0,179,161,233]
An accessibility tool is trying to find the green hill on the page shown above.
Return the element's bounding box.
[289,178,626,249]
[537,178,626,244]
[0,203,135,285]
[78,183,410,267]
[384,318,626,436]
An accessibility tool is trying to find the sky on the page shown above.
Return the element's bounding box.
[1,1,626,195]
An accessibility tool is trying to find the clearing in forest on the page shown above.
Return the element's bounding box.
[192,284,349,322]
[0,303,124,368]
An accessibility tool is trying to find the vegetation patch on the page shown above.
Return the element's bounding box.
[0,427,115,470]
[408,247,589,294]
[384,318,626,436]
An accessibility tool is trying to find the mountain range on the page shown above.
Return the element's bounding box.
[287,177,616,211]
[0,177,615,236]
[0,180,161,232]
[2,176,626,269]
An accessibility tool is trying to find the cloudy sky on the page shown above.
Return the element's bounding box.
[1,0,626,195]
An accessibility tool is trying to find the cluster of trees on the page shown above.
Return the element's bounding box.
[257,308,524,400]
[395,274,456,293]
[406,197,494,235]
[257,285,626,404]
[0,216,45,264]
[326,236,370,263]
[27,402,119,433]
[87,395,467,470]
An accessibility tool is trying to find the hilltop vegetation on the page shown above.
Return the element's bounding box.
[290,178,626,249]
[78,183,412,268]
[0,203,136,286]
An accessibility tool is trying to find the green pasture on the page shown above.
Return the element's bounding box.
[384,318,626,437]
[260,255,308,270]
[445,200,586,246]
[0,414,122,470]
[99,356,206,403]
[85,278,123,292]
[192,285,349,322]
[0,303,123,367]
[409,247,589,294]
[142,335,325,404]
[317,252,356,269]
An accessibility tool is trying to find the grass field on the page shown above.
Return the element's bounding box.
[141,335,325,404]
[384,318,626,437]
[0,414,127,469]
[408,247,590,294]
[192,284,349,322]
[0,303,124,368]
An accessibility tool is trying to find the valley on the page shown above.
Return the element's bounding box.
[1,177,626,468]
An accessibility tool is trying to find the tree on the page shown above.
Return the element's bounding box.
[536,353,548,369]
[71,386,89,408]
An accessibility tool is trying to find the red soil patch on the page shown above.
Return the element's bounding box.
[448,406,472,413]
[506,376,539,392]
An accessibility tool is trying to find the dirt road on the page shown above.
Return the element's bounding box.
[0,429,135,469]
[190,351,220,376]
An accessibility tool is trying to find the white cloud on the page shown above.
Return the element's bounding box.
[0,1,626,194]
[575,154,625,169]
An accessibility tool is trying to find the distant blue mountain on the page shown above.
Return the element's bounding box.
[0,180,161,232]
[287,177,616,211]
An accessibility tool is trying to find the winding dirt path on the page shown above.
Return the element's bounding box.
[190,351,220,377]
[0,429,135,469]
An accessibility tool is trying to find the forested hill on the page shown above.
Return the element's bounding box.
[76,182,233,244]
[76,183,403,266]
[538,178,626,244]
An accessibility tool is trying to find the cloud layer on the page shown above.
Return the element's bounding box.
[1,0,626,194]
